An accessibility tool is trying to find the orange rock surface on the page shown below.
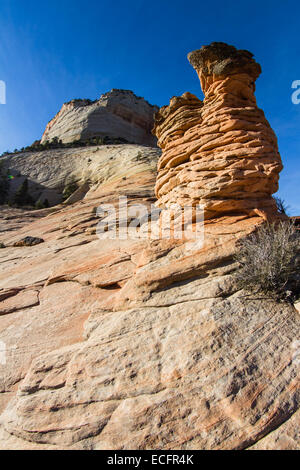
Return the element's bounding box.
[154,42,283,220]
[0,46,298,450]
[0,148,298,450]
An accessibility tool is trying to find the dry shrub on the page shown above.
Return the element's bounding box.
[234,221,300,298]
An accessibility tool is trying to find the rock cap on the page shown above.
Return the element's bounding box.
[188,42,261,80]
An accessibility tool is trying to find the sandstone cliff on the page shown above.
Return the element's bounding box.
[41,89,158,147]
[1,144,160,206]
[0,43,298,450]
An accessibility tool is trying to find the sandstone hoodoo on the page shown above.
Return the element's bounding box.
[154,42,283,220]
[42,89,158,147]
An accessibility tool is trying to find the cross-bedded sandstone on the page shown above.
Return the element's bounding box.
[154,42,283,220]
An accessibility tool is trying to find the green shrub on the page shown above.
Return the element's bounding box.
[62,181,78,200]
[234,221,300,298]
[0,135,129,157]
[35,199,44,210]
[35,198,50,209]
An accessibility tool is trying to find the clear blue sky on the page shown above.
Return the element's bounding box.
[0,0,299,214]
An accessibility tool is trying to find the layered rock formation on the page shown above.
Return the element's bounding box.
[154,42,283,219]
[41,89,158,147]
[0,43,299,450]
[0,159,299,449]
[2,144,160,206]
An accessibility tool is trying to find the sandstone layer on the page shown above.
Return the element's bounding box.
[1,144,160,206]
[0,151,299,449]
[154,43,283,219]
[41,89,158,147]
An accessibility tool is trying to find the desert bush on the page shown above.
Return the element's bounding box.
[234,221,300,298]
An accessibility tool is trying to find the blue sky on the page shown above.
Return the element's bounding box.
[0,0,299,214]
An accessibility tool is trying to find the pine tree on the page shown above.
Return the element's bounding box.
[0,162,9,204]
[13,178,33,206]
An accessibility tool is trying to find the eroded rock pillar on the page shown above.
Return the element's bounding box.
[153,42,283,220]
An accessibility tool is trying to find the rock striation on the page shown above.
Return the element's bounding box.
[0,162,299,449]
[0,43,298,450]
[154,42,283,220]
[2,144,160,206]
[41,89,158,147]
